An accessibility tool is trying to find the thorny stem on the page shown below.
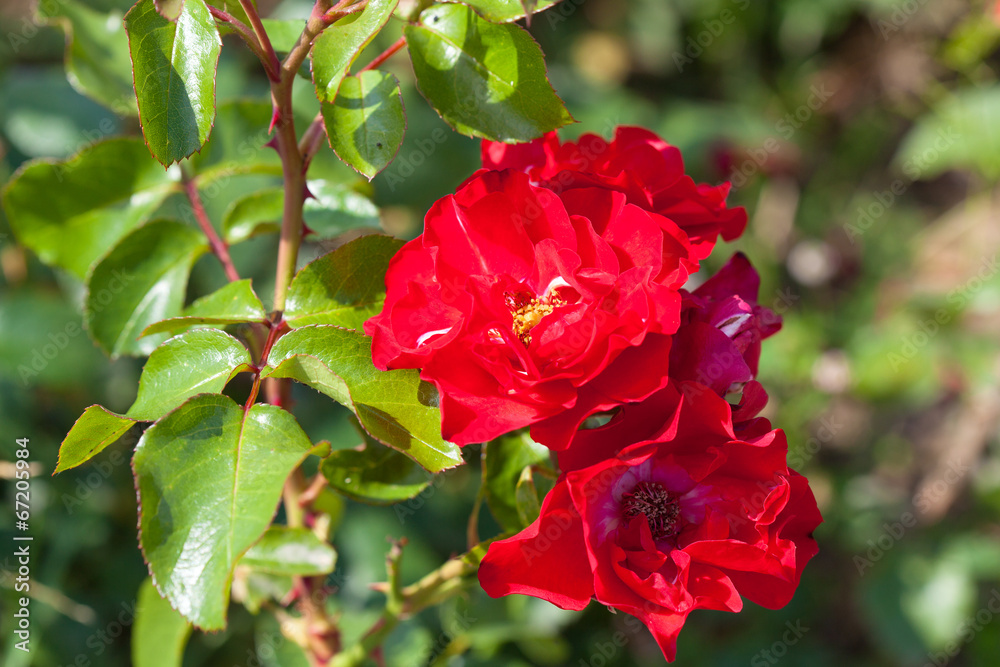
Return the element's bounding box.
[180,167,241,283]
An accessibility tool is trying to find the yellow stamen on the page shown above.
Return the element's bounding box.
[508,293,565,345]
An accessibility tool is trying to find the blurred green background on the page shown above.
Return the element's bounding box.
[2,0,1000,665]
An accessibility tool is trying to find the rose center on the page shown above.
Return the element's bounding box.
[622,481,681,539]
[505,290,566,345]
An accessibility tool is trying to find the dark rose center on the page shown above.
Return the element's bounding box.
[622,481,681,539]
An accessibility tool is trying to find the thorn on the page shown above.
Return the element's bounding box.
[268,108,281,134]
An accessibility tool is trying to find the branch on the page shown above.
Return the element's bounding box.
[359,35,406,73]
[180,168,241,283]
[208,5,280,81]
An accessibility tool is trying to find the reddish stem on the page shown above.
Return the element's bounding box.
[181,172,241,283]
[208,6,280,81]
[238,0,282,81]
[360,35,406,73]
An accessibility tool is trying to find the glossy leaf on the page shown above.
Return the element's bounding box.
[484,432,550,532]
[54,405,136,474]
[135,395,314,629]
[322,70,406,179]
[223,182,380,244]
[85,220,206,358]
[310,0,399,103]
[240,526,337,576]
[404,4,572,142]
[236,570,294,614]
[222,188,282,244]
[127,329,253,421]
[263,326,463,472]
[321,443,430,504]
[440,0,559,23]
[125,0,222,165]
[305,180,382,238]
[141,279,267,337]
[284,234,402,329]
[38,0,138,115]
[1,138,177,279]
[132,578,192,667]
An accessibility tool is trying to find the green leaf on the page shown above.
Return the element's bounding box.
[141,279,268,337]
[263,326,463,472]
[439,0,559,23]
[240,526,337,576]
[310,0,399,103]
[125,0,223,165]
[85,220,206,358]
[38,0,138,115]
[321,443,431,504]
[284,234,402,329]
[236,571,294,614]
[1,138,177,279]
[132,578,192,667]
[135,395,314,630]
[260,18,305,53]
[223,182,380,244]
[484,432,550,532]
[322,70,406,179]
[305,180,381,238]
[222,188,282,244]
[54,405,136,474]
[514,465,541,527]
[404,4,572,142]
[127,329,253,421]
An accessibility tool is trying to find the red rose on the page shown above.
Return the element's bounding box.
[670,252,781,397]
[481,127,747,259]
[478,383,822,662]
[365,168,699,449]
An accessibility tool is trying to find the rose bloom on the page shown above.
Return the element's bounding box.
[478,382,821,662]
[668,252,782,422]
[366,167,701,449]
[481,126,747,260]
[366,129,746,449]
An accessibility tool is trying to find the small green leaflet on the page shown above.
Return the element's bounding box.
[141,279,267,337]
[132,578,191,667]
[127,329,254,421]
[54,405,136,474]
[322,70,406,179]
[284,234,402,330]
[404,4,572,142]
[310,0,399,103]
